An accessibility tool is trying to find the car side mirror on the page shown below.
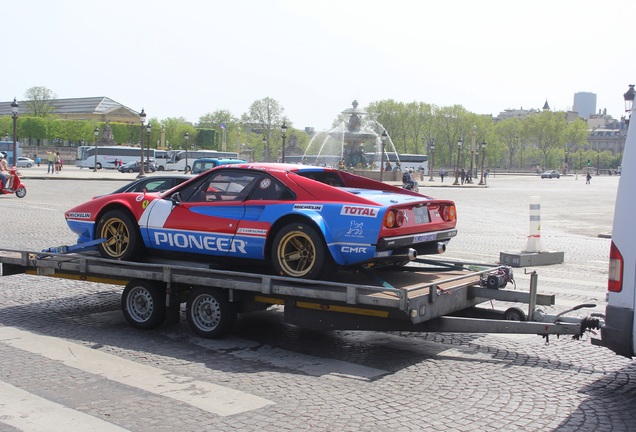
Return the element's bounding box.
[170,192,182,205]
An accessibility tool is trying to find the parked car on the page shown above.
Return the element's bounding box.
[93,174,193,199]
[16,157,34,168]
[117,160,157,173]
[191,158,246,174]
[541,170,560,179]
[65,163,457,279]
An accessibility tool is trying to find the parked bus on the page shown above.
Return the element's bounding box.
[0,141,21,166]
[75,146,156,169]
[165,150,239,172]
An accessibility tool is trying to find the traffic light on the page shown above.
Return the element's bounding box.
[587,160,591,166]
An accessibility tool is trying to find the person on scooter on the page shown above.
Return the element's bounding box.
[402,168,418,191]
[0,153,9,189]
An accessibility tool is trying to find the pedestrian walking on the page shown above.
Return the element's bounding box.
[35,155,41,167]
[54,152,61,173]
[460,168,466,185]
[586,172,591,184]
[439,168,445,182]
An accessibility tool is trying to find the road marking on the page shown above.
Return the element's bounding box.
[0,327,275,417]
[0,381,129,432]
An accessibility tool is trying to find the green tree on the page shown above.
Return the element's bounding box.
[522,111,568,168]
[564,118,589,169]
[241,97,285,161]
[23,86,57,117]
[495,118,523,168]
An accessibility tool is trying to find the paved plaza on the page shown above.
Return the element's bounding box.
[0,167,634,431]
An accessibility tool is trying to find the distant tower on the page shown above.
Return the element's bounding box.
[573,92,597,119]
[542,99,550,111]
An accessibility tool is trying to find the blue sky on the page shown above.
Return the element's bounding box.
[5,0,635,130]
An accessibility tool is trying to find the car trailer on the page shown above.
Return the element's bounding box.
[0,247,602,340]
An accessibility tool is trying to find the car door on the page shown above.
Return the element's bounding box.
[142,170,261,258]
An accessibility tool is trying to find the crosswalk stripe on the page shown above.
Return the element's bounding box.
[0,327,275,417]
[0,381,129,432]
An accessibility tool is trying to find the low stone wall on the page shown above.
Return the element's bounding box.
[350,169,401,182]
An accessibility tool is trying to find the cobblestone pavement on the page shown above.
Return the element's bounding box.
[0,168,634,431]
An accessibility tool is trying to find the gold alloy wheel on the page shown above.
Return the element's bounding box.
[276,230,316,278]
[100,216,131,258]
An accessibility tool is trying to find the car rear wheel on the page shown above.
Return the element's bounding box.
[96,209,144,261]
[272,223,329,279]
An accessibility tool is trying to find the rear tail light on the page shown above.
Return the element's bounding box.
[383,209,405,228]
[440,205,457,222]
[608,241,623,292]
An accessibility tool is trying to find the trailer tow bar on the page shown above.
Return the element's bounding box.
[38,238,107,258]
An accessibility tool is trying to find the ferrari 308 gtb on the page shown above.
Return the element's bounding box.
[65,164,457,279]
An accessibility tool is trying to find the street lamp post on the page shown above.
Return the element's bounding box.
[262,136,267,161]
[624,84,635,127]
[280,122,287,163]
[93,127,99,171]
[137,109,147,178]
[453,138,463,185]
[146,123,152,172]
[11,98,18,166]
[184,132,190,173]
[380,130,388,182]
[428,138,435,181]
[596,150,600,176]
[468,125,476,183]
[478,140,487,185]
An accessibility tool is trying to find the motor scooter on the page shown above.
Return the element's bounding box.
[1,167,27,198]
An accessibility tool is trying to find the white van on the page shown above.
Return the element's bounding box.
[593,93,635,358]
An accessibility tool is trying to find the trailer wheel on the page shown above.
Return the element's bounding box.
[186,287,237,338]
[504,307,526,321]
[96,209,143,261]
[272,223,328,279]
[121,280,166,329]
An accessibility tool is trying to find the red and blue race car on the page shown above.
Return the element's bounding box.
[65,163,457,279]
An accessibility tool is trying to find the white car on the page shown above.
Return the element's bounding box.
[16,157,35,168]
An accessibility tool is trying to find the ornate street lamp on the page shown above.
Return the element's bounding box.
[137,109,147,178]
[280,121,288,163]
[262,135,268,161]
[478,140,487,185]
[184,132,190,173]
[380,130,388,182]
[11,98,18,166]
[93,127,99,171]
[624,84,635,127]
[146,123,152,172]
[428,138,436,182]
[468,125,476,183]
[453,138,463,185]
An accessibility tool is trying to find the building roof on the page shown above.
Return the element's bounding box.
[0,97,139,121]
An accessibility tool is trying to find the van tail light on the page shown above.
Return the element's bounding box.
[440,205,457,222]
[608,241,623,292]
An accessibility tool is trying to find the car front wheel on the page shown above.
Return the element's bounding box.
[96,209,144,261]
[272,223,329,279]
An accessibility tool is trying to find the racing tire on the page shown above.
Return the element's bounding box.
[96,209,144,261]
[121,280,166,329]
[15,186,26,198]
[272,223,329,279]
[186,287,237,338]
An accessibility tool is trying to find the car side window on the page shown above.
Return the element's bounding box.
[188,171,260,202]
[247,176,295,201]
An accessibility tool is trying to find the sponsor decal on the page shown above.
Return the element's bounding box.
[68,212,91,219]
[237,228,267,236]
[259,178,271,189]
[154,232,247,254]
[142,200,150,209]
[340,205,378,218]
[374,251,393,258]
[341,246,368,254]
[135,195,144,202]
[293,204,323,211]
[346,220,364,236]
